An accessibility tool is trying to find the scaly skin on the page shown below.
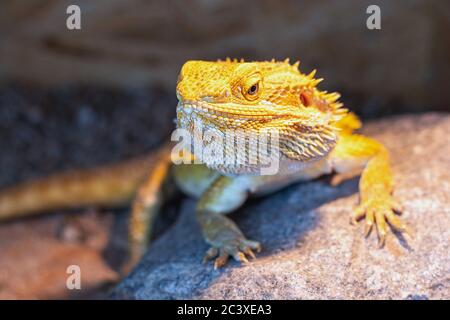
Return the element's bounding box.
[175,59,409,267]
[0,59,409,270]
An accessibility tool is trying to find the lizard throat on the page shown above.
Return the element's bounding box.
[176,100,340,175]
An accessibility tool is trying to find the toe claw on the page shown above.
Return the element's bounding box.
[352,196,409,247]
[214,251,229,269]
[364,222,373,237]
[203,247,219,263]
[391,200,403,214]
[352,205,366,224]
[206,238,261,268]
[246,240,262,253]
[378,232,386,248]
[244,248,256,259]
[375,211,387,246]
[239,242,259,259]
[233,251,249,264]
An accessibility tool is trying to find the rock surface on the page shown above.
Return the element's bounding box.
[113,113,450,300]
[0,210,121,299]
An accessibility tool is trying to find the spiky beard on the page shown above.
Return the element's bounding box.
[176,101,342,175]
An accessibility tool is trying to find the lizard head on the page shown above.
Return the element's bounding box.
[176,59,348,173]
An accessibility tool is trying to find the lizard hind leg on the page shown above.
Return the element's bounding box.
[125,149,174,272]
[330,134,409,246]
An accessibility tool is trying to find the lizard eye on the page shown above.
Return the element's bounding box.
[247,83,259,95]
[242,80,261,101]
[237,71,263,101]
[242,81,261,101]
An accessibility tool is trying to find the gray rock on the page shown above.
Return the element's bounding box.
[113,113,450,299]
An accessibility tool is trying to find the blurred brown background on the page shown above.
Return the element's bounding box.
[0,0,448,299]
[1,0,449,113]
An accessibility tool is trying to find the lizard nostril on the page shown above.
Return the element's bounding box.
[177,72,184,83]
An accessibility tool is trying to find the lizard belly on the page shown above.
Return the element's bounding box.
[239,158,332,197]
[173,157,333,199]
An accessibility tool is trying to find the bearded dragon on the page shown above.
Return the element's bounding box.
[0,59,409,269]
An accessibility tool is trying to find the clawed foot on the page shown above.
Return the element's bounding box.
[203,238,261,269]
[199,210,262,268]
[351,195,411,246]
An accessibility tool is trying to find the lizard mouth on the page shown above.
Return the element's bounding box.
[177,98,339,131]
[177,99,283,123]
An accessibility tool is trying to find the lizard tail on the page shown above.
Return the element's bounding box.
[0,146,172,221]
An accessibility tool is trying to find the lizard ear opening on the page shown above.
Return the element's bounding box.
[300,92,312,107]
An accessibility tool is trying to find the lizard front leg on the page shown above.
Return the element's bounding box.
[330,134,409,246]
[196,176,261,269]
